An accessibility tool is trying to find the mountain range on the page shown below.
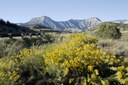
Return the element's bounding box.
[18,16,102,32]
[18,16,128,32]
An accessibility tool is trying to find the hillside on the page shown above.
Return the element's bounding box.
[0,19,35,34]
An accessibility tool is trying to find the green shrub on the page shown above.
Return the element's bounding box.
[96,22,122,39]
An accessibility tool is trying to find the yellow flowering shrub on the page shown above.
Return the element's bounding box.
[0,33,127,85]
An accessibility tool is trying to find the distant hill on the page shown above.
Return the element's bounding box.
[18,16,102,32]
[109,20,128,24]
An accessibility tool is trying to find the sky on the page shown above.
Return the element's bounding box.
[0,0,128,23]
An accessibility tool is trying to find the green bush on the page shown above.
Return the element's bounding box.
[96,22,122,39]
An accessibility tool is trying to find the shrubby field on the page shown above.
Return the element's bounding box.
[0,33,127,85]
[87,22,128,58]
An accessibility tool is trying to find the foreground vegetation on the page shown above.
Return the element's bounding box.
[0,33,127,85]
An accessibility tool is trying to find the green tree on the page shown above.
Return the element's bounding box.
[96,22,122,39]
[0,19,6,25]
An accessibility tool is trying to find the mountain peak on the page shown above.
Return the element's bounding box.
[40,16,51,19]
[30,16,52,22]
[88,17,101,21]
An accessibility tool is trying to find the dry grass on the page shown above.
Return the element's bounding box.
[98,39,128,57]
[85,31,128,57]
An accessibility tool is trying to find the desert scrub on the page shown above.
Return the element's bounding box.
[0,33,127,85]
[95,22,122,39]
[97,31,128,57]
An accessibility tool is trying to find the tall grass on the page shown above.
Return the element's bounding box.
[0,33,55,58]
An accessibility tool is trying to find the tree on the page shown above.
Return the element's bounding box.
[0,19,6,25]
[96,22,122,39]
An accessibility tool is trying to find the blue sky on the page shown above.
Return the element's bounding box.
[0,0,127,23]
